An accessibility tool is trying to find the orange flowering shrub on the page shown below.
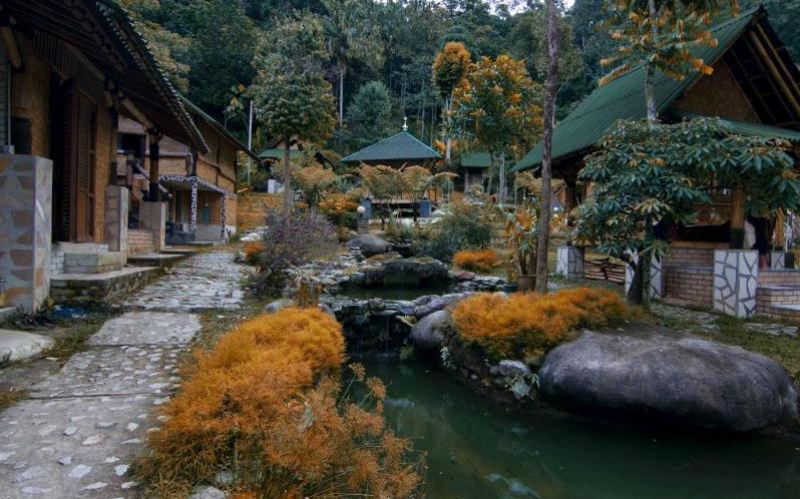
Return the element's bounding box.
[137,308,421,499]
[453,249,502,272]
[319,193,359,228]
[452,287,625,360]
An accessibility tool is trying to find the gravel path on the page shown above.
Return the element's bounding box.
[0,251,244,498]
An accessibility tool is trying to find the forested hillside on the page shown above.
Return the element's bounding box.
[118,0,799,157]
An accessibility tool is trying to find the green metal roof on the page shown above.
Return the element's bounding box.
[461,152,492,169]
[513,7,765,172]
[667,109,800,141]
[342,131,441,164]
[259,148,303,160]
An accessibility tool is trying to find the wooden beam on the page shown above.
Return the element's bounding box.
[730,187,746,249]
[1,27,21,69]
[755,24,800,109]
[748,31,800,121]
[121,97,154,130]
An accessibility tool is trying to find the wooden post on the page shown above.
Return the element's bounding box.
[148,132,160,202]
[776,209,785,249]
[730,187,745,249]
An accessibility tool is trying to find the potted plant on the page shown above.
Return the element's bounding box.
[505,200,538,291]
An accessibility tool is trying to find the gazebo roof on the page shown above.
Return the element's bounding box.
[342,130,441,164]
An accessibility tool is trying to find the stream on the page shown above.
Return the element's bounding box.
[357,354,800,499]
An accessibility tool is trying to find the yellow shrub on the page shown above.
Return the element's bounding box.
[452,287,625,360]
[243,242,264,264]
[453,249,502,272]
[137,308,421,498]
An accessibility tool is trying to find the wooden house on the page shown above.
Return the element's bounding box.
[0,0,232,312]
[514,6,800,319]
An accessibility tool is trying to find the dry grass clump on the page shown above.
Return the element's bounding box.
[243,242,264,264]
[136,307,421,499]
[452,287,626,360]
[453,249,502,272]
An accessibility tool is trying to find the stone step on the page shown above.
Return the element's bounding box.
[50,267,160,305]
[127,229,155,256]
[0,306,15,322]
[62,250,124,274]
[126,253,187,269]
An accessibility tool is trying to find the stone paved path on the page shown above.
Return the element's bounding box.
[0,251,243,498]
[123,251,244,312]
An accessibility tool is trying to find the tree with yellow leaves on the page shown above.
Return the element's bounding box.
[601,0,739,120]
[451,55,544,205]
[433,42,472,165]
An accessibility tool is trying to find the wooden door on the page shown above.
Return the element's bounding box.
[59,82,97,242]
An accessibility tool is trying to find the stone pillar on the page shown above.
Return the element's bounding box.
[556,246,584,280]
[714,249,759,318]
[139,201,166,252]
[220,195,227,240]
[769,251,786,270]
[0,155,53,312]
[105,185,129,263]
[190,178,198,238]
[623,252,663,299]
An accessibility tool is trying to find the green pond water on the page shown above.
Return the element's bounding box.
[338,274,451,301]
[357,355,800,499]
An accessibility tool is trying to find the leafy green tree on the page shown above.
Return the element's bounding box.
[346,81,394,149]
[250,15,337,215]
[432,42,472,164]
[184,0,258,117]
[321,0,385,128]
[577,118,798,306]
[601,0,739,120]
[451,55,544,205]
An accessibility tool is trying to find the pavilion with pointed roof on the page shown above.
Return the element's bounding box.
[342,119,441,168]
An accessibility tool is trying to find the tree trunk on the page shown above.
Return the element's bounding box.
[338,64,346,127]
[627,257,645,306]
[645,0,659,121]
[535,0,561,294]
[283,134,293,216]
[499,151,506,205]
[445,94,452,164]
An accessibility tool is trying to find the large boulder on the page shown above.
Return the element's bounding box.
[347,235,391,257]
[410,310,449,350]
[538,331,799,431]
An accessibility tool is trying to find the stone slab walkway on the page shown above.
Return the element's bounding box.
[0,251,244,498]
[123,251,245,312]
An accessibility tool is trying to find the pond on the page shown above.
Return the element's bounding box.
[337,274,452,301]
[356,354,800,499]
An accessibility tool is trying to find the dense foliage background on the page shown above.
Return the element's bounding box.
[118,0,798,156]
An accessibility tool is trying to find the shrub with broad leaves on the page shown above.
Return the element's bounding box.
[415,201,496,262]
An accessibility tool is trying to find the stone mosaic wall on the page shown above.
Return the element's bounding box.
[105,185,128,262]
[624,252,663,299]
[769,251,785,270]
[713,249,759,318]
[0,154,53,312]
[556,246,584,280]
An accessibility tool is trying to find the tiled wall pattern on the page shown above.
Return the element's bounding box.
[0,154,53,311]
[556,246,584,280]
[713,249,759,318]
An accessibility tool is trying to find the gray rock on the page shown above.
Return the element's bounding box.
[264,298,293,314]
[497,360,530,378]
[410,311,449,350]
[190,486,228,499]
[347,235,391,257]
[538,331,799,431]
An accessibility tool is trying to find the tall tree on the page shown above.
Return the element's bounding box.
[601,0,739,120]
[451,55,544,205]
[250,15,337,215]
[346,81,394,149]
[535,0,561,293]
[432,42,472,165]
[321,0,385,127]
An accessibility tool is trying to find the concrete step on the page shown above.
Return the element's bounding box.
[127,253,187,269]
[0,329,54,362]
[127,229,156,256]
[0,307,15,322]
[51,266,160,305]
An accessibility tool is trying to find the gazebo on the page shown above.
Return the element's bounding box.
[342,120,441,168]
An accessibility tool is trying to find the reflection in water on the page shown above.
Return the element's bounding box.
[356,354,800,499]
[337,274,451,301]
